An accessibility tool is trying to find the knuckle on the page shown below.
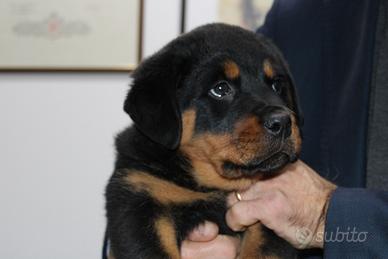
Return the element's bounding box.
[241,202,252,215]
[226,210,241,231]
[265,189,283,203]
[230,225,240,232]
[264,190,286,217]
[229,204,243,221]
[273,189,285,199]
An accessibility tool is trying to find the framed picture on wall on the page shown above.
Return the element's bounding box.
[0,0,143,71]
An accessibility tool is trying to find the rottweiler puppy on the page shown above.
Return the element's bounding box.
[105,23,303,259]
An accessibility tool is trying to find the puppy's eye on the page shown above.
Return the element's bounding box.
[271,77,285,95]
[209,81,233,99]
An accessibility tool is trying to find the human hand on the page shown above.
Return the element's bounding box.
[181,221,240,259]
[226,160,337,249]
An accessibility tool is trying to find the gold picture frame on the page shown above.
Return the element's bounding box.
[0,0,143,72]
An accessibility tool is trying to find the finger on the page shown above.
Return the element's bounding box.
[181,235,240,259]
[226,199,264,231]
[227,183,271,208]
[187,221,219,242]
[226,191,242,208]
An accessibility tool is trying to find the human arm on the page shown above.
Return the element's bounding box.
[323,187,388,257]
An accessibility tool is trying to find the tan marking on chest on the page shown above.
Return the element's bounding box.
[124,171,215,204]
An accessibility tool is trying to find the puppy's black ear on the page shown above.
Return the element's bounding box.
[124,41,192,149]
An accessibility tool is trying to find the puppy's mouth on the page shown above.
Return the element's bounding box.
[222,151,296,178]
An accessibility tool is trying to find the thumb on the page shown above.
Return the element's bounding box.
[187,221,219,242]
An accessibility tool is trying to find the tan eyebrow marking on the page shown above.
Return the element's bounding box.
[263,59,275,78]
[223,60,240,79]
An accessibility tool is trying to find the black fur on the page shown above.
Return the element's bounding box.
[105,23,303,259]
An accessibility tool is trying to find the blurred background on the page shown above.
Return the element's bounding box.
[0,0,273,258]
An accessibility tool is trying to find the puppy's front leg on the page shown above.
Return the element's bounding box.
[108,210,180,259]
[239,223,270,259]
[154,215,180,259]
[239,223,297,259]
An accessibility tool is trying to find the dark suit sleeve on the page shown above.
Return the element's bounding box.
[324,187,388,258]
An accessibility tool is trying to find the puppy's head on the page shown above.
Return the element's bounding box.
[125,24,302,180]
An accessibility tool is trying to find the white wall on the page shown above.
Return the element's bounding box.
[0,73,129,259]
[185,0,218,31]
[143,0,181,57]
[0,1,182,258]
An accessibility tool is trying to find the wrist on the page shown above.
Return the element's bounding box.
[310,184,337,248]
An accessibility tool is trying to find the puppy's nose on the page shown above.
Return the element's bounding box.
[263,112,291,137]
